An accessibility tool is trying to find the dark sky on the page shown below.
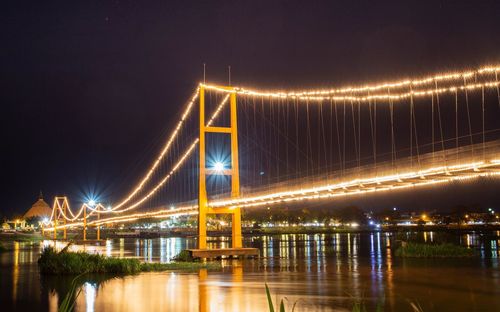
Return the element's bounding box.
[2,0,500,217]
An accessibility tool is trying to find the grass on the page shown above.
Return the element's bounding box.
[58,273,85,312]
[264,284,425,311]
[395,242,476,258]
[264,283,379,312]
[172,249,194,262]
[265,283,287,312]
[38,246,221,275]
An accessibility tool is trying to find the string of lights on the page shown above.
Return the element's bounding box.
[112,88,200,210]
[203,65,500,99]
[204,80,500,102]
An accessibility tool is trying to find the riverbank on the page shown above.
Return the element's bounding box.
[38,246,221,275]
[62,224,500,240]
[253,224,500,236]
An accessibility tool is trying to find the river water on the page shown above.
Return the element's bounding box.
[1,231,500,311]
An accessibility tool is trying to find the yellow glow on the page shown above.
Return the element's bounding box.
[208,161,499,209]
[44,159,500,230]
[203,80,500,102]
[202,65,500,101]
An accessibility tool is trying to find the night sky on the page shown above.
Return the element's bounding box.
[2,0,500,217]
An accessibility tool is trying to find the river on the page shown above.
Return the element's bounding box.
[1,231,499,311]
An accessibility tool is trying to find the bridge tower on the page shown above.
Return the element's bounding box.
[51,196,69,240]
[198,86,242,249]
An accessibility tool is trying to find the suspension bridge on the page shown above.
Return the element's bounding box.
[43,64,500,252]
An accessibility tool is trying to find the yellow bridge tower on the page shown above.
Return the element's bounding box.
[198,86,242,250]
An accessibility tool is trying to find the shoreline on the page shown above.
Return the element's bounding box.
[2,224,500,241]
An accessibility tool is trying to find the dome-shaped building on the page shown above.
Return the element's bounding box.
[23,192,52,219]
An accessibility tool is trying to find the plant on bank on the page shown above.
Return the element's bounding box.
[58,273,85,312]
[38,246,142,274]
[265,283,287,312]
[38,246,220,274]
[172,249,194,262]
[395,242,476,258]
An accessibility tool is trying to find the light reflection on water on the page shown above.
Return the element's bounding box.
[1,231,500,311]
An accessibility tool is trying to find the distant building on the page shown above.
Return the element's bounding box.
[23,192,52,219]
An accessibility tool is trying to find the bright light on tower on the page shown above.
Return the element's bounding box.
[213,161,224,172]
[88,200,96,207]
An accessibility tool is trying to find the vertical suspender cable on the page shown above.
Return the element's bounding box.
[410,84,413,168]
[374,98,377,170]
[343,100,346,176]
[455,89,459,162]
[389,89,396,170]
[329,98,334,175]
[306,100,311,177]
[334,100,342,176]
[286,98,289,177]
[481,86,485,161]
[320,101,328,172]
[409,85,413,166]
[463,76,474,158]
[318,100,322,176]
[350,100,359,169]
[368,96,376,170]
[410,87,421,170]
[295,98,300,179]
[435,81,447,167]
[496,71,500,109]
[431,93,435,159]
[358,100,361,169]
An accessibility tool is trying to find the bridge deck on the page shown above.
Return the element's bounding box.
[186,248,259,259]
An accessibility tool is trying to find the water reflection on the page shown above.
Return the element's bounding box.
[2,231,500,311]
[12,242,19,302]
[84,282,96,312]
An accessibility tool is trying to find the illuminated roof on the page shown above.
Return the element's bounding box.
[23,192,52,219]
